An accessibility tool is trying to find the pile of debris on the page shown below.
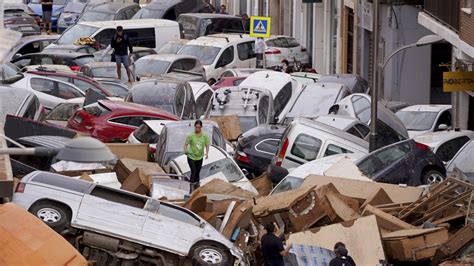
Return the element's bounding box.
[178,174,473,265]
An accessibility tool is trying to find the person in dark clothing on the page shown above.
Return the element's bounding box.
[110,26,133,83]
[330,244,356,266]
[201,0,216,13]
[41,0,53,33]
[241,13,250,33]
[261,223,292,266]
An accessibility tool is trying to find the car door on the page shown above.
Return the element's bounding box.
[142,200,204,255]
[76,186,148,239]
[214,46,234,77]
[236,41,256,68]
[28,76,83,110]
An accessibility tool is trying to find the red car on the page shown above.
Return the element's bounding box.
[211,77,246,90]
[27,70,114,97]
[67,100,179,143]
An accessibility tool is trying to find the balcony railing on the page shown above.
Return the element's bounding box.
[424,0,461,32]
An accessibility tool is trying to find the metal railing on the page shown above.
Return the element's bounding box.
[424,0,461,32]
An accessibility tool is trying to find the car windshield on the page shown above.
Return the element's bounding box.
[271,176,304,195]
[447,141,474,182]
[396,111,438,131]
[184,158,243,182]
[46,102,82,121]
[167,125,213,152]
[178,45,220,65]
[64,2,85,12]
[57,24,98,45]
[126,83,177,113]
[135,59,170,77]
[99,82,129,97]
[80,11,115,22]
[132,8,163,19]
[157,42,184,54]
[134,123,158,143]
[287,88,342,118]
[1,63,21,82]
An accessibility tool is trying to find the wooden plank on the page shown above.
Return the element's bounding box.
[362,205,415,232]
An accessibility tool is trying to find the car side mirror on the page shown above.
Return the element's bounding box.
[13,53,22,60]
[241,168,250,178]
[437,124,448,131]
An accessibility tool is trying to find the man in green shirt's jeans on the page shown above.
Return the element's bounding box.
[184,120,209,192]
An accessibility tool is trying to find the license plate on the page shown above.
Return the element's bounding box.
[20,26,34,31]
[73,115,83,124]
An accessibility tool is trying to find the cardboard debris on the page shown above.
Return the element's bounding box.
[195,178,257,199]
[56,168,112,177]
[382,227,449,262]
[302,175,423,204]
[114,158,165,183]
[431,224,474,266]
[150,178,189,200]
[288,215,386,265]
[250,172,273,196]
[106,143,150,162]
[120,168,152,195]
[0,203,88,265]
[222,201,253,239]
[211,115,241,141]
[362,205,415,233]
[254,185,317,217]
[79,172,94,182]
[316,183,360,223]
[361,188,393,209]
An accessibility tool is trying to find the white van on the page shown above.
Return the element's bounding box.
[177,34,257,84]
[50,19,180,50]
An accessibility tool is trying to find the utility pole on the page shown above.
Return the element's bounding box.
[369,0,380,152]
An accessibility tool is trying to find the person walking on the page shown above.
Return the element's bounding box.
[261,223,292,266]
[184,120,209,192]
[41,0,53,34]
[329,243,356,266]
[110,26,134,83]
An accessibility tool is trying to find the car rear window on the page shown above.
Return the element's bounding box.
[74,56,94,66]
[134,123,158,143]
[291,133,322,161]
[83,102,111,117]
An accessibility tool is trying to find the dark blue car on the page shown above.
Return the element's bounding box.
[28,0,70,31]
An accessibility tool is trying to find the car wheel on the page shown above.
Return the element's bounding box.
[192,245,230,266]
[422,170,445,185]
[29,201,71,233]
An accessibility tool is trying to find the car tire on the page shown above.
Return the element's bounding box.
[29,201,71,233]
[421,170,445,185]
[191,244,230,266]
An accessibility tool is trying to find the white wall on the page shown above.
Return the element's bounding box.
[380,5,432,103]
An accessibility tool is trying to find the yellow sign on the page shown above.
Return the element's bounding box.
[443,71,474,92]
[250,16,271,38]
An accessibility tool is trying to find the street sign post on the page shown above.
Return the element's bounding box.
[250,16,271,38]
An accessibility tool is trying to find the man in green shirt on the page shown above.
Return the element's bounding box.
[184,120,209,191]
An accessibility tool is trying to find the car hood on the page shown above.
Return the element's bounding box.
[323,158,372,182]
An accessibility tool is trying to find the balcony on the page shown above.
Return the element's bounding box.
[424,0,461,32]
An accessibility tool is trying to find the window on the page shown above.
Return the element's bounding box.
[324,144,352,157]
[115,11,127,20]
[196,89,213,118]
[134,123,158,143]
[74,79,106,96]
[57,82,83,99]
[221,71,235,77]
[30,78,55,94]
[355,124,370,138]
[347,126,364,139]
[174,86,185,118]
[258,95,270,124]
[125,28,156,48]
[216,46,234,68]
[31,55,54,65]
[13,57,31,68]
[124,8,136,19]
[182,85,196,119]
[291,134,322,161]
[170,59,196,71]
[436,136,470,162]
[266,38,288,48]
[91,186,147,209]
[23,97,39,120]
[110,116,159,127]
[237,41,256,61]
[286,38,300,48]
[359,142,410,178]
[274,82,292,117]
[352,95,371,124]
[94,29,115,46]
[84,102,111,117]
[256,139,280,155]
[435,110,452,130]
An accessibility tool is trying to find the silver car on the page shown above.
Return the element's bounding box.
[13,171,243,265]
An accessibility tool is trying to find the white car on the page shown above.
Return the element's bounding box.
[220,68,264,78]
[168,146,258,194]
[413,130,474,163]
[134,54,204,80]
[396,105,452,138]
[178,34,257,84]
[239,70,303,123]
[446,140,474,182]
[9,73,85,110]
[189,82,214,119]
[0,86,42,124]
[270,153,367,195]
[290,72,322,84]
[264,36,309,68]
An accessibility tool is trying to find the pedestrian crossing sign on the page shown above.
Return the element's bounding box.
[250,16,271,38]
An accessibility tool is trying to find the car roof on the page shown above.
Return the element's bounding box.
[89,2,138,13]
[413,130,474,148]
[78,19,178,28]
[293,117,370,149]
[186,34,255,48]
[37,51,93,58]
[17,135,71,149]
[17,34,59,45]
[138,54,197,62]
[313,115,363,130]
[399,104,452,113]
[239,70,295,96]
[84,61,118,68]
[241,123,286,138]
[98,100,178,118]
[132,77,183,87]
[180,13,242,19]
[172,145,227,173]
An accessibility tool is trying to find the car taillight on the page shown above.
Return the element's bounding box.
[70,66,81,71]
[150,147,156,153]
[16,182,26,193]
[276,137,289,166]
[265,48,281,55]
[301,47,307,52]
[4,20,14,25]
[235,151,251,164]
[415,142,431,152]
